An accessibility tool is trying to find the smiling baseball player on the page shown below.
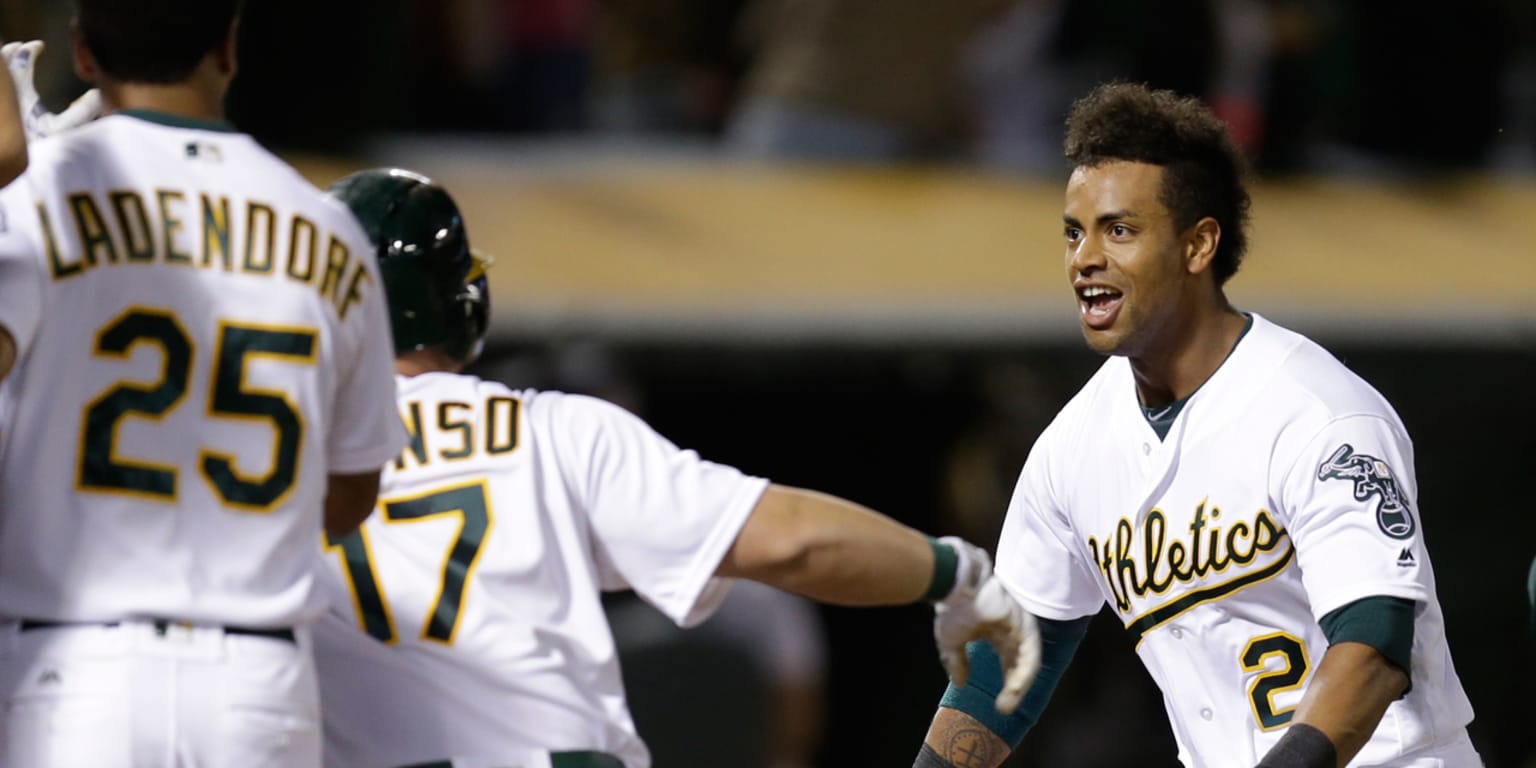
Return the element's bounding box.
[919,83,1478,768]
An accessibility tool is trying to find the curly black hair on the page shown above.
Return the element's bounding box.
[75,0,241,84]
[1064,83,1252,285]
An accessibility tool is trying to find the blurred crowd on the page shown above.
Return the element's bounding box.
[5,0,1535,174]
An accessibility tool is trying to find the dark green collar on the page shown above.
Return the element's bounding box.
[1141,397,1186,441]
[1140,313,1254,441]
[117,109,238,133]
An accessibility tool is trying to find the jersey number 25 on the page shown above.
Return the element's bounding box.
[78,307,316,510]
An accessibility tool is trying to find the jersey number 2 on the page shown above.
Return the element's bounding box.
[324,481,493,645]
[1241,632,1310,730]
[79,307,316,509]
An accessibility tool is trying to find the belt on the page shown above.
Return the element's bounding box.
[18,619,296,644]
[398,752,625,768]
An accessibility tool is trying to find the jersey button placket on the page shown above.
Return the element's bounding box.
[1199,708,1213,721]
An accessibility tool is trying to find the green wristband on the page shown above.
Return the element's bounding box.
[923,537,959,602]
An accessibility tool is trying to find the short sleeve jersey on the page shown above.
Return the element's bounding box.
[995,314,1474,766]
[0,112,406,627]
[312,372,769,768]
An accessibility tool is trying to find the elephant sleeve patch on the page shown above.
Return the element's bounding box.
[1317,443,1416,540]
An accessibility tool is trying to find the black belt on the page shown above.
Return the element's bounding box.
[399,752,625,768]
[18,619,295,644]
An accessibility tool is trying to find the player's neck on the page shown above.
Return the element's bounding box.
[396,350,465,377]
[1129,298,1247,409]
[97,62,231,125]
[101,85,225,124]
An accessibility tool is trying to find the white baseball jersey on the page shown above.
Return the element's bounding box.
[996,313,1476,767]
[312,372,769,768]
[0,111,406,628]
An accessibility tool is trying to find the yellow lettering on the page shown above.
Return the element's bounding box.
[486,396,519,455]
[286,215,317,283]
[201,194,232,271]
[319,235,350,305]
[243,202,276,273]
[437,402,473,461]
[69,193,118,266]
[40,203,82,279]
[109,191,154,263]
[337,263,370,320]
[394,402,429,470]
[158,190,191,265]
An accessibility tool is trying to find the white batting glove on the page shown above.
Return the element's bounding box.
[932,537,1042,714]
[2,41,102,141]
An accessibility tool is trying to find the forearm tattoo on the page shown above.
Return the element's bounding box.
[928,719,1007,768]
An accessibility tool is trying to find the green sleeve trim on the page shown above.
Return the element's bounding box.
[923,537,958,602]
[1319,596,1415,676]
[938,615,1090,747]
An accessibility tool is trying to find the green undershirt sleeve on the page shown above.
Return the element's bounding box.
[937,615,1091,748]
[1318,595,1416,683]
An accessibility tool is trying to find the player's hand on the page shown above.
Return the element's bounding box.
[932,538,1042,715]
[2,41,102,141]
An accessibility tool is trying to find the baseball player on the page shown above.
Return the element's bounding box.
[311,168,1039,768]
[0,1,405,765]
[918,83,1478,768]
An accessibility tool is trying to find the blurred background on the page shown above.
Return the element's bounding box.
[5,0,1535,765]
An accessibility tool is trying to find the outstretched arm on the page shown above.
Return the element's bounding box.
[716,483,936,605]
[717,483,1042,713]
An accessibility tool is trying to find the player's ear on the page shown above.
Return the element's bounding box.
[70,22,99,83]
[1184,217,1221,276]
[214,20,239,78]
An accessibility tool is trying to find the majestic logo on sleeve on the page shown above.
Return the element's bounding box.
[1317,443,1416,540]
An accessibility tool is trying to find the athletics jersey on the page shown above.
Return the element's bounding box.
[312,372,769,768]
[0,111,406,627]
[996,313,1474,767]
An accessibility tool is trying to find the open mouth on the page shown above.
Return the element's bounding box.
[1077,285,1124,329]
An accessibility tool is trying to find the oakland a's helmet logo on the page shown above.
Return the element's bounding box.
[1318,444,1416,540]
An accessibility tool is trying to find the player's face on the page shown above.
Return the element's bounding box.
[1062,161,1191,358]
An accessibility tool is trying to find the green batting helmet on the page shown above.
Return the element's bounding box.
[328,168,490,364]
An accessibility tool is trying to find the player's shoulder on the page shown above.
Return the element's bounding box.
[233,149,371,244]
[522,389,648,431]
[5,118,113,189]
[1255,314,1399,423]
[517,390,669,459]
[1045,354,1131,437]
